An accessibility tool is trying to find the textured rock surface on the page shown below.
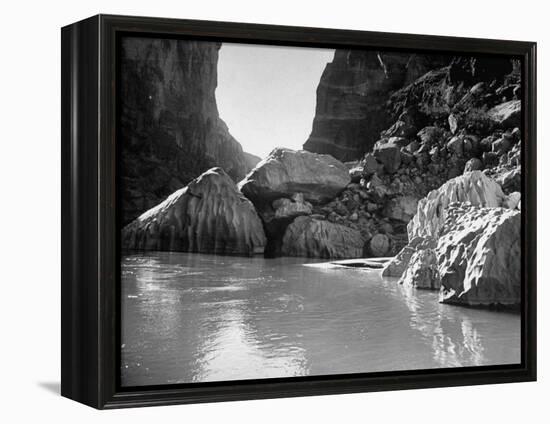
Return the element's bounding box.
[382,246,416,277]
[121,168,266,255]
[272,194,313,219]
[382,236,435,277]
[407,171,508,240]
[488,100,521,129]
[437,204,521,307]
[120,38,253,224]
[281,216,364,259]
[239,148,350,205]
[304,51,448,161]
[398,248,440,289]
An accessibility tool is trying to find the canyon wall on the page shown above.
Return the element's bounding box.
[120,37,254,224]
[303,51,448,161]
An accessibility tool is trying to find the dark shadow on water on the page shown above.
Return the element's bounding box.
[37,381,60,395]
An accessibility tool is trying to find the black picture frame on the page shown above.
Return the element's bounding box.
[61,14,537,409]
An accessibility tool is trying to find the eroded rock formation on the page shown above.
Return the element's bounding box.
[407,171,509,240]
[122,168,266,255]
[120,38,253,224]
[437,204,521,307]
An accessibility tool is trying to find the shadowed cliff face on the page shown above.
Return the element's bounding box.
[120,37,253,224]
[303,50,448,161]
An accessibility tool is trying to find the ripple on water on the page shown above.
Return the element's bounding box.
[121,252,521,386]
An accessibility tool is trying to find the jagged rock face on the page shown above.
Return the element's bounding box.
[239,148,351,205]
[120,37,251,224]
[121,168,266,256]
[280,216,364,259]
[303,51,448,161]
[438,204,521,307]
[407,171,508,240]
[388,56,519,126]
[382,237,435,277]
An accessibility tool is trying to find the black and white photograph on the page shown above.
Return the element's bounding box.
[119,36,524,387]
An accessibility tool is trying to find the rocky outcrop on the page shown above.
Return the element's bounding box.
[303,51,448,161]
[398,248,440,290]
[120,38,254,224]
[407,171,509,240]
[488,100,521,128]
[280,216,364,259]
[382,237,435,277]
[239,148,350,205]
[121,168,266,256]
[383,172,520,280]
[385,203,521,307]
[438,204,521,307]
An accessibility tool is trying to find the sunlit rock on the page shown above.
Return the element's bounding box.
[488,100,521,129]
[437,204,521,307]
[122,168,266,255]
[382,237,436,277]
[407,171,509,240]
[239,147,350,205]
[398,248,440,290]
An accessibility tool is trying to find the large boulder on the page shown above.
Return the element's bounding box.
[407,171,509,240]
[437,204,521,307]
[281,216,364,259]
[374,142,401,174]
[398,248,440,290]
[121,168,267,255]
[239,148,350,206]
[488,100,521,129]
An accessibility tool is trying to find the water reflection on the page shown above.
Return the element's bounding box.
[121,252,520,386]
[394,279,516,368]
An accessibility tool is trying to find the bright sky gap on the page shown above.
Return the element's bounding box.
[216,42,335,159]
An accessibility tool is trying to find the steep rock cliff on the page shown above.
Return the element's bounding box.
[120,37,251,224]
[303,51,448,161]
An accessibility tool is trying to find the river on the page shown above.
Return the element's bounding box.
[121,251,520,386]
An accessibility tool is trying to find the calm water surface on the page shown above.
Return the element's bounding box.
[121,251,520,386]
